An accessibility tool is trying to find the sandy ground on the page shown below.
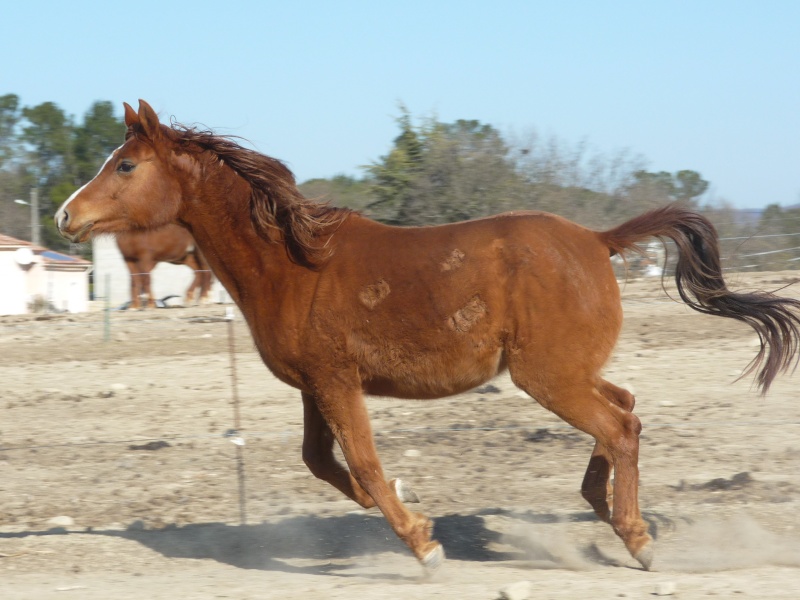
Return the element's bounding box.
[2,272,800,599]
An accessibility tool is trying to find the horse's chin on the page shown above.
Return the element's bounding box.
[59,222,95,243]
[69,219,143,242]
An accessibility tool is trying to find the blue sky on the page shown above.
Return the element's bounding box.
[4,1,799,209]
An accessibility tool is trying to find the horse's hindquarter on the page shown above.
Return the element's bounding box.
[308,213,620,399]
[500,215,623,382]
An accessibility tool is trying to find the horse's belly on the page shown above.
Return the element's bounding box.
[360,347,506,399]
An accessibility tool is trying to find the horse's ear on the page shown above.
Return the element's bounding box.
[137,99,162,141]
[123,102,138,127]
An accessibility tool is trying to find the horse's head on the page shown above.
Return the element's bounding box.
[56,100,183,242]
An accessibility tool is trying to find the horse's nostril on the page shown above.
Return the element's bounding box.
[59,209,69,230]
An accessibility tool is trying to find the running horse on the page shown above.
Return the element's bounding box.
[116,224,213,309]
[56,100,800,572]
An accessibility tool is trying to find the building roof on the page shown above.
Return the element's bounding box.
[42,250,92,269]
[0,233,91,268]
[0,233,40,249]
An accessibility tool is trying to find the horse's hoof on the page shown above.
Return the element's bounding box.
[634,540,654,571]
[391,479,420,503]
[421,543,445,572]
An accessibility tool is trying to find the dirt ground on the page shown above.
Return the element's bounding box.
[2,272,800,599]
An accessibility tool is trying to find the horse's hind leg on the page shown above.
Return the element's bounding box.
[581,380,636,523]
[302,389,442,569]
[515,376,652,569]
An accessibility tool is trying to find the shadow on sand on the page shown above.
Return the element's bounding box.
[1,507,670,575]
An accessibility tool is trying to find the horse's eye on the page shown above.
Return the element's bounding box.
[117,161,136,174]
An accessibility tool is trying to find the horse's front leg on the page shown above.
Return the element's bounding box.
[302,392,421,508]
[125,261,141,310]
[303,387,442,570]
[142,272,156,309]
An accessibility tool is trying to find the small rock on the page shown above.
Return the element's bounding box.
[110,383,128,391]
[127,519,146,531]
[658,400,675,407]
[128,440,171,451]
[47,515,74,527]
[403,449,421,458]
[654,581,677,596]
[499,580,532,600]
[475,384,501,394]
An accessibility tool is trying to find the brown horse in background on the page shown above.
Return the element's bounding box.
[116,224,213,309]
[56,100,800,573]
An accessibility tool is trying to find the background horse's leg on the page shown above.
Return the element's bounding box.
[135,258,156,309]
[581,380,636,523]
[306,387,442,568]
[196,251,213,305]
[514,376,652,569]
[125,260,141,310]
[199,270,213,305]
[142,271,155,309]
[183,256,201,306]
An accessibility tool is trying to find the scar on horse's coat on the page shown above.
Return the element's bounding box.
[359,279,391,309]
[441,249,465,271]
[448,295,487,332]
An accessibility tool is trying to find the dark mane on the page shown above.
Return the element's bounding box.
[169,123,352,267]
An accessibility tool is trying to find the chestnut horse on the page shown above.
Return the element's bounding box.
[116,224,213,309]
[56,100,800,572]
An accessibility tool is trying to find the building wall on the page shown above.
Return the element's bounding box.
[0,251,30,314]
[45,268,90,313]
[0,248,90,315]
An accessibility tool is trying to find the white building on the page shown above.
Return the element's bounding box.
[0,234,93,315]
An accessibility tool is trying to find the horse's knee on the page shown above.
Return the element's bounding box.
[302,445,332,480]
[348,458,384,489]
[616,388,636,412]
[607,412,641,455]
[601,381,636,412]
[622,411,641,435]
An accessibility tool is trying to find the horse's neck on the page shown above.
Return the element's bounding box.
[180,174,308,313]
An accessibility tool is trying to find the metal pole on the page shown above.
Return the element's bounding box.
[30,187,40,246]
[226,307,247,525]
[104,274,111,342]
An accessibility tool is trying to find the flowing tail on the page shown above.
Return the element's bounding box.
[599,203,800,393]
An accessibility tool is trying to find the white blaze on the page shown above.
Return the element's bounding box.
[55,145,122,229]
